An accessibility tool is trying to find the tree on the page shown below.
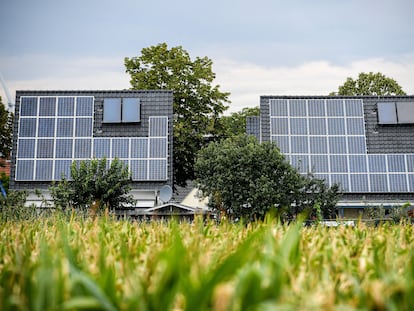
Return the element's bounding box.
[50,158,135,213]
[332,72,406,96]
[195,135,340,221]
[125,43,230,187]
[0,97,13,165]
[214,106,260,139]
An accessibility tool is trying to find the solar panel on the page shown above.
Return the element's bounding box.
[289,99,307,116]
[387,154,406,172]
[368,155,387,172]
[20,97,38,116]
[271,118,289,135]
[345,99,363,116]
[389,174,408,192]
[370,174,388,192]
[350,174,369,192]
[271,136,289,153]
[58,97,75,116]
[310,155,329,173]
[16,160,34,180]
[308,99,325,116]
[346,118,365,135]
[149,138,167,158]
[349,155,367,172]
[93,139,111,158]
[327,118,345,135]
[103,98,121,122]
[326,99,344,116]
[39,97,56,116]
[76,97,94,116]
[290,155,309,173]
[112,139,129,158]
[38,118,55,137]
[290,118,307,135]
[291,136,308,153]
[149,159,167,180]
[309,136,327,154]
[35,160,53,180]
[331,174,350,191]
[122,98,140,122]
[74,139,91,158]
[57,119,74,137]
[308,118,326,135]
[75,118,93,137]
[270,99,288,116]
[149,117,168,137]
[328,137,346,154]
[37,139,54,158]
[131,138,148,158]
[131,160,147,180]
[347,137,366,154]
[19,119,37,137]
[55,139,73,158]
[330,155,348,173]
[18,139,35,158]
[54,160,72,180]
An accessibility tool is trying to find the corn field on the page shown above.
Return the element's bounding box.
[1,214,414,310]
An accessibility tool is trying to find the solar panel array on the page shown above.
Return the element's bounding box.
[16,96,169,181]
[269,98,414,192]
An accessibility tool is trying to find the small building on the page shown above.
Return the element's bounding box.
[258,96,414,218]
[9,90,174,214]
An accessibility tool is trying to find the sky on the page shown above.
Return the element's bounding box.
[1,0,414,113]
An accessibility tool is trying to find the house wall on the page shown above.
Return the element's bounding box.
[10,90,174,196]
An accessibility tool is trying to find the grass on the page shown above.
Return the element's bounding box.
[1,214,414,310]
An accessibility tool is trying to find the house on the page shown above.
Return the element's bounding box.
[9,90,179,215]
[258,96,414,218]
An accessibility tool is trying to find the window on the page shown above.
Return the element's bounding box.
[103,98,140,123]
[377,102,414,124]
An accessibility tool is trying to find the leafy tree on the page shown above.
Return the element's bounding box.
[125,43,230,187]
[332,72,406,96]
[50,158,135,213]
[195,135,340,221]
[214,106,260,139]
[0,97,13,166]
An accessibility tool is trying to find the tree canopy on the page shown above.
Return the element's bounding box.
[195,135,340,221]
[214,107,260,139]
[0,97,13,163]
[333,72,406,96]
[50,158,135,211]
[125,43,230,187]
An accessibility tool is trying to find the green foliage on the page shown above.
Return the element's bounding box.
[0,190,32,221]
[333,72,406,96]
[125,43,230,186]
[49,158,135,211]
[214,106,260,139]
[2,217,414,310]
[0,96,13,161]
[195,135,340,221]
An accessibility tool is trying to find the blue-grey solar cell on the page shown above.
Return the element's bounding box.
[76,97,94,116]
[148,159,167,180]
[103,98,121,122]
[290,155,309,173]
[130,138,148,158]
[370,174,388,192]
[308,99,325,116]
[291,136,308,153]
[38,118,55,137]
[409,174,414,192]
[310,155,329,173]
[16,160,34,180]
[389,174,408,192]
[347,137,366,154]
[35,160,53,180]
[74,139,92,158]
[331,174,349,191]
[122,98,140,122]
[19,118,37,137]
[20,97,38,116]
[131,160,147,180]
[149,138,167,158]
[326,99,344,116]
[345,100,364,117]
[406,155,414,173]
[327,118,345,135]
[17,139,35,158]
[313,173,330,183]
[308,118,326,135]
[289,100,307,116]
[330,155,348,173]
[271,118,289,135]
[93,139,111,158]
[55,139,73,158]
[309,136,327,154]
[149,117,168,137]
[39,97,56,116]
[290,118,308,135]
[58,97,75,116]
[270,99,288,116]
[112,138,129,158]
[350,174,369,192]
[57,118,74,137]
[377,102,397,124]
[349,155,367,172]
[271,136,290,153]
[346,118,365,135]
[387,154,406,172]
[55,160,72,180]
[328,137,346,154]
[37,139,54,158]
[368,154,387,172]
[75,118,93,137]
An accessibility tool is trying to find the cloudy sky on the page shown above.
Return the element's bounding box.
[1,0,413,112]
